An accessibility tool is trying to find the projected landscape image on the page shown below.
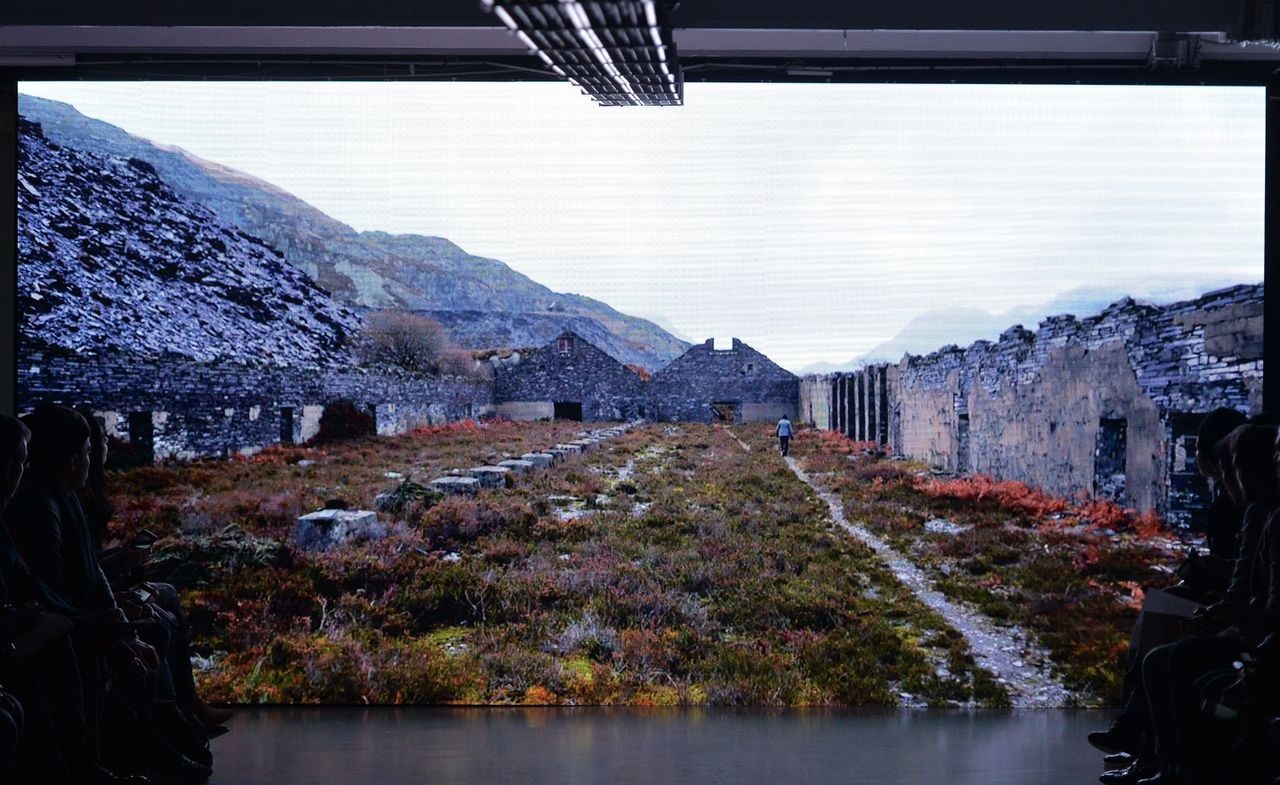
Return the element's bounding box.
[14,83,1264,707]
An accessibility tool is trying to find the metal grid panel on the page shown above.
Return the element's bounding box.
[482,0,683,106]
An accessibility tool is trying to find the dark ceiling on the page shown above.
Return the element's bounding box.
[1,1,1276,85]
[0,1,1247,31]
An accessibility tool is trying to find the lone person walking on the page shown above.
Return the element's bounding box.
[776,414,793,457]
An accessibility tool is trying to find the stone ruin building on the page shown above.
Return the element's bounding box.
[495,332,801,424]
[648,338,800,423]
[801,284,1265,529]
[494,330,646,421]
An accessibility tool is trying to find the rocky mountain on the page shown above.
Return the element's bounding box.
[18,116,361,367]
[18,94,689,371]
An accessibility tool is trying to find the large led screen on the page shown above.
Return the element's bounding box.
[12,82,1265,706]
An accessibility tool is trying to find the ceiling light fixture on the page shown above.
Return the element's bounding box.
[480,0,684,106]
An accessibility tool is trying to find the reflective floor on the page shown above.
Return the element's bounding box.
[208,708,1109,785]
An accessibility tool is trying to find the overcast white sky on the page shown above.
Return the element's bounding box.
[19,81,1265,370]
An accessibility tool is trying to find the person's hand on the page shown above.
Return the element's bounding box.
[114,593,163,625]
[1187,601,1247,633]
[90,607,129,628]
[106,638,152,679]
[125,636,160,670]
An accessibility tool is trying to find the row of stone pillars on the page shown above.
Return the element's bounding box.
[828,367,888,446]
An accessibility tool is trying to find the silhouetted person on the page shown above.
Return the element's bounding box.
[776,414,792,456]
[1196,408,1249,559]
[7,406,211,783]
[1093,417,1263,780]
[1136,424,1280,785]
[0,412,149,784]
[81,413,231,735]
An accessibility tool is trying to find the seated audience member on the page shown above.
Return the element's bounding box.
[1197,408,1250,561]
[1124,424,1280,785]
[1,412,149,784]
[7,406,211,783]
[80,414,232,735]
[1089,412,1252,764]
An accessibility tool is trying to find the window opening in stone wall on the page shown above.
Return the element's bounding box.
[279,407,295,445]
[553,401,583,421]
[712,401,738,423]
[127,411,155,465]
[557,336,575,354]
[1167,413,1211,530]
[957,414,970,473]
[1094,417,1128,503]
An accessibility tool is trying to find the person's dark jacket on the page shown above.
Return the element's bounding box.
[5,483,114,612]
[0,511,89,622]
[1226,499,1277,601]
[1204,487,1245,559]
[1251,511,1280,616]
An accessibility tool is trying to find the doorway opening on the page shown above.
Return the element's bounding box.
[554,401,583,421]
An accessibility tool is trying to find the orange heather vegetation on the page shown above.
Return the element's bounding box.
[109,422,1015,707]
[791,428,1182,705]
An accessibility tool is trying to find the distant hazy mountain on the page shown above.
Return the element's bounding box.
[801,282,1250,374]
[18,94,689,371]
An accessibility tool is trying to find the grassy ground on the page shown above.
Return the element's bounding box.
[109,421,1011,706]
[789,429,1183,706]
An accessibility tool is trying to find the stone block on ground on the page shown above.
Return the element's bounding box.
[469,466,512,488]
[292,509,384,552]
[555,443,583,454]
[522,452,555,468]
[498,459,536,475]
[430,476,480,496]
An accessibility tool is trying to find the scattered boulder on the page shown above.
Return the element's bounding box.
[430,476,480,496]
[469,466,512,488]
[522,452,555,468]
[292,509,384,552]
[498,459,536,476]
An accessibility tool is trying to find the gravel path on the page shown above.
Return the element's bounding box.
[785,457,1074,708]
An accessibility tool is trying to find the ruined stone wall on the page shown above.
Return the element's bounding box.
[801,284,1264,527]
[493,332,644,421]
[799,376,831,429]
[18,343,494,460]
[649,338,799,423]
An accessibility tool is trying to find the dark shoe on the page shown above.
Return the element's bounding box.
[1089,725,1143,755]
[1136,770,1181,785]
[1099,760,1158,785]
[80,767,152,785]
[151,701,212,768]
[203,725,230,739]
[1105,753,1135,767]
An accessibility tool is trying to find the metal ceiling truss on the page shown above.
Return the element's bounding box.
[480,0,682,105]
